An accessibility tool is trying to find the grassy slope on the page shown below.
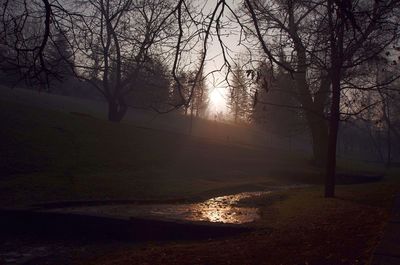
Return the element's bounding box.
[0,100,319,206]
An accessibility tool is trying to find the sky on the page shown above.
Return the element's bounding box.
[200,0,241,115]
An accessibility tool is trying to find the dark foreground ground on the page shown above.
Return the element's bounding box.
[79,182,400,265]
[0,99,399,264]
[1,181,399,265]
[372,194,400,265]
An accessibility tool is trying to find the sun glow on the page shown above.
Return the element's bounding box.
[208,86,227,115]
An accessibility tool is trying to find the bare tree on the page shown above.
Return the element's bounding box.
[241,0,400,197]
[2,0,400,197]
[252,60,304,136]
[0,0,56,88]
[228,63,251,123]
[62,0,178,121]
[0,0,207,121]
[189,61,209,118]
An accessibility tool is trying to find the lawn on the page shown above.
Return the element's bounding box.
[0,99,318,207]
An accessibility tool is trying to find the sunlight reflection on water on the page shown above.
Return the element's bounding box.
[51,191,271,224]
[143,191,270,223]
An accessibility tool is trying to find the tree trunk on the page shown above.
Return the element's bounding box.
[189,104,194,135]
[108,98,127,122]
[325,0,343,198]
[325,72,341,198]
[309,118,329,166]
[381,93,392,168]
[387,126,391,168]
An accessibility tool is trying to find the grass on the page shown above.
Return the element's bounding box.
[0,99,393,206]
[0,99,321,206]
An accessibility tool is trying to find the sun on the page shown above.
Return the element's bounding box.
[208,86,227,114]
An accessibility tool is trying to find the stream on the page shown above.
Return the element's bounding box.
[50,191,271,224]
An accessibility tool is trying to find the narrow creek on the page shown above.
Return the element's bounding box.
[50,191,271,224]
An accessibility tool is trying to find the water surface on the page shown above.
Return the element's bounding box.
[52,191,271,224]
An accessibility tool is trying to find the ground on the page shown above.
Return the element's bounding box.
[73,182,398,265]
[0,98,399,264]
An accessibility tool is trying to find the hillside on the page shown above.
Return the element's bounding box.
[0,99,317,207]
